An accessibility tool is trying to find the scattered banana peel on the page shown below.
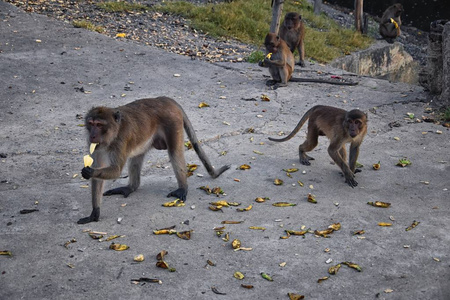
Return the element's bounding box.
[211,287,226,295]
[373,161,381,170]
[272,202,296,207]
[406,220,420,231]
[222,220,243,224]
[328,263,341,275]
[378,222,392,227]
[315,223,341,238]
[283,168,299,173]
[353,230,365,235]
[241,284,254,289]
[199,185,225,196]
[368,201,391,208]
[249,226,266,230]
[234,271,245,280]
[255,197,269,203]
[231,239,241,249]
[162,199,185,207]
[317,276,329,283]
[134,254,145,262]
[0,251,12,256]
[156,250,176,272]
[186,163,197,177]
[342,261,362,272]
[198,102,210,108]
[153,229,177,235]
[307,193,317,204]
[237,204,252,212]
[288,293,305,300]
[266,52,272,59]
[64,238,77,249]
[239,164,251,170]
[390,18,399,28]
[176,230,192,240]
[109,242,129,251]
[274,179,284,185]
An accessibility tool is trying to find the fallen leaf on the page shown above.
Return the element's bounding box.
[274,179,284,185]
[288,293,305,300]
[234,271,245,280]
[261,272,273,281]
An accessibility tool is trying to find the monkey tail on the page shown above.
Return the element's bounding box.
[268,107,313,142]
[181,111,230,178]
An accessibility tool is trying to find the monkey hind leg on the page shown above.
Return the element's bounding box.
[266,79,278,86]
[103,186,134,198]
[77,207,100,224]
[298,133,318,165]
[167,188,187,201]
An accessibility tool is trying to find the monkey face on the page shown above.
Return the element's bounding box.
[85,108,121,146]
[284,12,301,30]
[264,33,281,54]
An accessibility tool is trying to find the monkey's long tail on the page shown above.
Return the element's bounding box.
[268,107,313,142]
[182,112,230,178]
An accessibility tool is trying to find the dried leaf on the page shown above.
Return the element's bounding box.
[288,293,305,300]
[241,284,254,289]
[176,230,192,240]
[221,221,243,224]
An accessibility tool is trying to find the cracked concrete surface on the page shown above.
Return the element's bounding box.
[1,2,449,299]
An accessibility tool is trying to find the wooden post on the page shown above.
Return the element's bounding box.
[314,0,322,15]
[354,0,363,33]
[270,0,284,34]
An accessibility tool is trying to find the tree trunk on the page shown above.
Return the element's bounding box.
[270,0,284,34]
[354,0,363,33]
[314,0,322,15]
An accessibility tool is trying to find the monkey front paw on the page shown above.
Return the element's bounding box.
[77,207,100,224]
[167,188,187,201]
[81,167,94,180]
[345,177,358,188]
[300,158,312,166]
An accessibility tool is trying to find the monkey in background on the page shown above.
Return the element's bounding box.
[379,3,403,42]
[78,97,230,224]
[259,32,295,89]
[269,105,367,188]
[279,12,306,67]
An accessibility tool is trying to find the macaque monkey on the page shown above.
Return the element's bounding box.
[259,33,357,88]
[279,12,306,67]
[78,97,230,224]
[259,32,295,89]
[268,105,367,188]
[379,3,403,42]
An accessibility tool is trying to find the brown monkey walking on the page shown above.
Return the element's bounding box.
[379,3,403,42]
[268,105,367,188]
[78,97,230,224]
[259,33,357,88]
[279,12,306,67]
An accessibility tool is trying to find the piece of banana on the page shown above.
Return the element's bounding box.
[83,155,93,167]
[89,143,98,154]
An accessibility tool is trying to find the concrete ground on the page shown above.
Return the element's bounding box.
[0,2,449,299]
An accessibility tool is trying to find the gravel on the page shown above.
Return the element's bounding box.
[5,0,428,65]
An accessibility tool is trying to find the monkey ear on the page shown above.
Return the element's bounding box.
[113,111,121,123]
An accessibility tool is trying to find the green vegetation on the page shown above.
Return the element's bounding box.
[97,1,148,13]
[73,20,105,33]
[442,107,450,121]
[156,0,373,63]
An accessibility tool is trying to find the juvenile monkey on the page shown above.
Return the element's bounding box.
[279,12,306,67]
[78,97,230,224]
[259,32,295,89]
[259,33,357,88]
[379,3,403,42]
[268,105,367,188]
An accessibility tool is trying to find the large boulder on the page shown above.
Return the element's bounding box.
[330,41,419,84]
